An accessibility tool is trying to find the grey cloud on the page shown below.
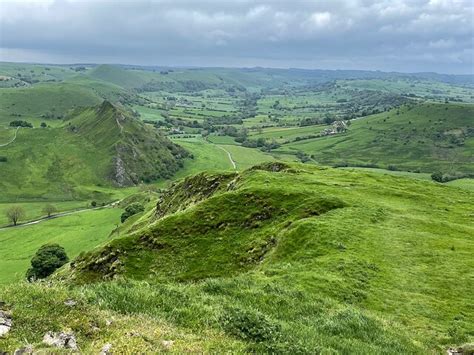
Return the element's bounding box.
[0,0,472,73]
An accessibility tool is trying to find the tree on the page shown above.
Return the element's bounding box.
[121,202,145,223]
[91,201,97,207]
[42,204,57,217]
[5,205,25,226]
[40,122,47,128]
[26,244,69,281]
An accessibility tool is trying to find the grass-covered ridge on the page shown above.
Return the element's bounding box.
[4,162,464,353]
[0,101,187,201]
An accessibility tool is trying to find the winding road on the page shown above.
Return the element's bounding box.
[0,127,20,147]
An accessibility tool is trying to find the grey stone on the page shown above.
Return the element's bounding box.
[43,331,77,350]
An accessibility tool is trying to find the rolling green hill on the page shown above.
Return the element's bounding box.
[279,102,474,174]
[88,64,154,89]
[0,101,187,201]
[1,162,472,353]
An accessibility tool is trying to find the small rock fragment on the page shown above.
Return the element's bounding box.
[14,345,33,354]
[43,331,77,350]
[0,310,12,337]
[162,340,174,349]
[64,299,77,307]
[100,343,112,354]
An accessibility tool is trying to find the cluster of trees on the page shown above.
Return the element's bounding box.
[9,120,33,128]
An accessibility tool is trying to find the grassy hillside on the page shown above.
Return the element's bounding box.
[279,102,474,174]
[0,101,188,201]
[88,65,154,89]
[1,163,471,353]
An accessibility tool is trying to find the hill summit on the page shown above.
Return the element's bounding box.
[68,100,188,186]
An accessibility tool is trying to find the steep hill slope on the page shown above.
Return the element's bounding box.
[0,101,187,200]
[280,102,474,174]
[68,101,188,185]
[24,162,470,353]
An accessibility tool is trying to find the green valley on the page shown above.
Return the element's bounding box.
[0,61,473,354]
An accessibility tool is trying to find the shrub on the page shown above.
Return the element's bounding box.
[91,201,97,207]
[121,202,145,223]
[220,306,281,343]
[387,164,398,171]
[0,156,7,162]
[431,172,444,183]
[26,244,69,281]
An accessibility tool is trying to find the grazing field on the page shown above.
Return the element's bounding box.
[278,102,474,173]
[2,163,472,353]
[0,207,122,284]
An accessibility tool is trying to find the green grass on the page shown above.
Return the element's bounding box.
[5,163,465,353]
[0,207,122,284]
[0,82,102,125]
[0,102,187,200]
[279,102,474,173]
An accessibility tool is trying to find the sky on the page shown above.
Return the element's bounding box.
[0,0,473,74]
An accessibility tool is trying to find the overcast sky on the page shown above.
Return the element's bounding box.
[0,0,473,74]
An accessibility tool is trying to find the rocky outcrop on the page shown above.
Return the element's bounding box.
[43,331,77,350]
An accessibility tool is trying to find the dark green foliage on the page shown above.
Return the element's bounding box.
[121,202,145,223]
[0,156,7,162]
[9,120,32,128]
[91,201,97,207]
[431,171,444,182]
[26,244,69,280]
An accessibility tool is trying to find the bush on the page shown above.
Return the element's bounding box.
[220,307,280,343]
[387,164,398,171]
[0,156,7,162]
[121,202,145,223]
[26,244,69,281]
[431,172,444,183]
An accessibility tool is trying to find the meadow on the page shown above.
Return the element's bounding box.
[0,207,122,284]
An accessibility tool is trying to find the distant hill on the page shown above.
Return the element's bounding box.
[280,102,474,174]
[0,101,188,201]
[88,64,153,89]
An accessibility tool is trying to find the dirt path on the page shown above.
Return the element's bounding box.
[0,200,121,231]
[0,127,20,148]
[217,145,237,170]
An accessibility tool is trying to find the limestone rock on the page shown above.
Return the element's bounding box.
[0,310,12,337]
[43,331,77,350]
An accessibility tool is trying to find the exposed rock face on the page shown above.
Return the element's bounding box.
[0,310,12,337]
[42,331,77,350]
[321,120,349,136]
